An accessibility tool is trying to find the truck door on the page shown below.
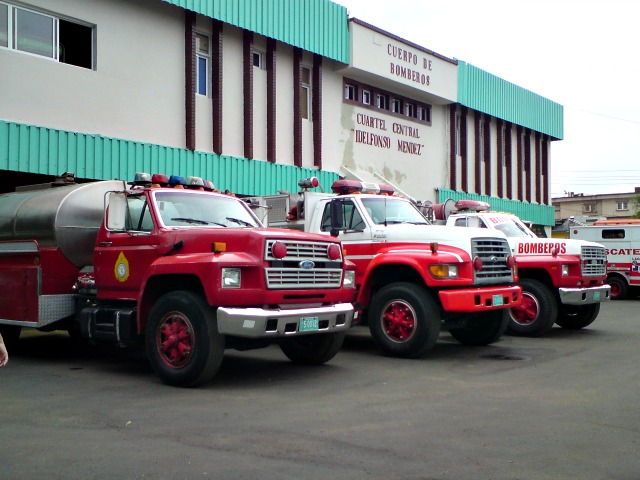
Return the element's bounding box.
[94,192,161,300]
[321,199,373,286]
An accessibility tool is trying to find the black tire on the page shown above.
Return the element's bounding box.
[555,303,600,330]
[368,282,441,358]
[280,332,346,365]
[449,309,509,346]
[145,291,225,387]
[607,276,628,300]
[0,325,21,350]
[508,278,557,337]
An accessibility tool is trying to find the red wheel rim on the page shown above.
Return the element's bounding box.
[609,282,621,297]
[156,311,195,369]
[510,292,539,326]
[380,300,417,342]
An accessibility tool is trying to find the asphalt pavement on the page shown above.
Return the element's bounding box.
[1,300,639,480]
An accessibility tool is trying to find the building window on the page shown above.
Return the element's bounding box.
[301,66,311,119]
[405,103,415,118]
[1,2,93,69]
[362,89,371,105]
[376,94,388,110]
[196,33,209,96]
[583,203,595,213]
[617,201,629,211]
[344,84,356,101]
[391,98,401,114]
[419,106,431,122]
[252,50,264,69]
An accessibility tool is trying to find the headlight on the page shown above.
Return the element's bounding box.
[222,268,241,288]
[561,264,569,277]
[429,264,458,278]
[343,270,356,288]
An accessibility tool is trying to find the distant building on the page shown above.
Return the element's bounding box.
[552,188,640,236]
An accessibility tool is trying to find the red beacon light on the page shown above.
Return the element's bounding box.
[454,200,491,212]
[298,177,320,190]
[327,244,341,260]
[331,179,363,195]
[271,241,287,259]
[151,173,169,187]
[203,180,215,191]
[378,184,395,196]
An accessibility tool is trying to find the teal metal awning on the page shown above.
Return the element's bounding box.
[437,188,555,226]
[457,61,563,140]
[0,120,339,196]
[161,0,350,64]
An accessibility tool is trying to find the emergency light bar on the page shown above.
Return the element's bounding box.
[134,172,218,192]
[454,200,491,212]
[331,179,395,196]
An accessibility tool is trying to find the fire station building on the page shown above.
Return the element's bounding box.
[0,0,561,230]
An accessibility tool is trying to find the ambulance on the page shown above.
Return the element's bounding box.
[570,220,640,299]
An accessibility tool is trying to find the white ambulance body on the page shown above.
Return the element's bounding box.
[570,221,640,299]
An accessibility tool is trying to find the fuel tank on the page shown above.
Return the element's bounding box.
[0,180,124,267]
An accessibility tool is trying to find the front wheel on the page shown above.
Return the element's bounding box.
[280,332,345,365]
[508,278,557,337]
[368,282,441,358]
[449,310,509,346]
[146,291,225,388]
[555,303,600,330]
[607,276,628,300]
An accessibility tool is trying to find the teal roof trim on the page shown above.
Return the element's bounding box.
[457,61,563,140]
[437,188,555,226]
[0,120,339,196]
[161,0,350,64]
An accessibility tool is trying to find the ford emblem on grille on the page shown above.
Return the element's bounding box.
[299,260,315,270]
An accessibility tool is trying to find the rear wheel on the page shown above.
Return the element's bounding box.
[280,332,345,365]
[555,303,600,330]
[607,276,628,300]
[146,291,224,387]
[449,310,509,346]
[508,278,557,337]
[369,282,441,358]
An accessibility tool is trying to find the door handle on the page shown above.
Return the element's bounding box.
[99,242,113,247]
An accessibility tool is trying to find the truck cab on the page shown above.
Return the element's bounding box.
[251,179,521,358]
[438,201,610,336]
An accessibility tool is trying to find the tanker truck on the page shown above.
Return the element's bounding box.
[0,173,356,386]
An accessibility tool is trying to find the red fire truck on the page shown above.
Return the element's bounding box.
[250,178,521,358]
[0,173,356,386]
[434,200,610,336]
[570,220,640,299]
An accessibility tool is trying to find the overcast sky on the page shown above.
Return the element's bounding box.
[336,0,640,197]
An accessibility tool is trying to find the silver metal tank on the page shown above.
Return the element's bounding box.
[0,180,125,267]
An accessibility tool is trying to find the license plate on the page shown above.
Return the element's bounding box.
[593,292,601,301]
[493,294,504,307]
[299,316,319,332]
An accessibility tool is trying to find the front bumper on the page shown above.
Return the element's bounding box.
[216,302,354,337]
[439,285,522,312]
[558,285,611,305]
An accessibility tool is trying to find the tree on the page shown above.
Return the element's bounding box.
[634,194,640,218]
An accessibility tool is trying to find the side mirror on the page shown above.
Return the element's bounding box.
[106,191,127,231]
[329,199,343,237]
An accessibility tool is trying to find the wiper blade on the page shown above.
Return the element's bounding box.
[226,216,254,227]
[171,217,215,227]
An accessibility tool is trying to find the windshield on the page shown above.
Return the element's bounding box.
[361,197,430,225]
[493,218,536,238]
[153,191,261,228]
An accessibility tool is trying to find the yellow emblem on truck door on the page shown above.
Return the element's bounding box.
[115,251,130,282]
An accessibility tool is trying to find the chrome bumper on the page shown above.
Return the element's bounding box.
[558,285,611,305]
[216,303,354,337]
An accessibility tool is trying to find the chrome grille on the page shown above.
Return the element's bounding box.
[264,239,342,289]
[265,268,343,289]
[472,237,514,284]
[581,246,607,277]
